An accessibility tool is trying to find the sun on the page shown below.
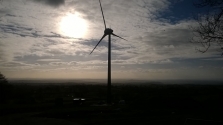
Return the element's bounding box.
[60,13,88,38]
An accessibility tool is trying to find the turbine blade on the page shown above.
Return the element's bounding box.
[99,0,106,29]
[112,33,127,41]
[90,34,107,55]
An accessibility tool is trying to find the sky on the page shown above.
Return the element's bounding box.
[0,0,223,80]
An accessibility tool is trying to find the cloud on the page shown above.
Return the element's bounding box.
[32,0,65,7]
[198,66,203,69]
[0,0,199,64]
[149,59,174,64]
[0,61,39,67]
[0,23,82,39]
[1,0,222,80]
[49,61,67,66]
[68,61,78,65]
[37,59,61,62]
[0,61,40,71]
[49,61,79,66]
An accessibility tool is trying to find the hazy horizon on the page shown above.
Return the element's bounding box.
[7,78,223,85]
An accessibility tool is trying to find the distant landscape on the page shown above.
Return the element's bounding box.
[1,79,223,125]
[8,79,223,85]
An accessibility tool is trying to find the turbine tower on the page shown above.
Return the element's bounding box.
[90,0,127,104]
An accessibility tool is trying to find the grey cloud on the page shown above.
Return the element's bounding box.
[0,61,38,67]
[68,61,78,65]
[5,14,17,17]
[33,0,65,7]
[0,61,40,71]
[49,61,79,66]
[149,59,173,64]
[0,23,34,37]
[129,20,207,60]
[0,8,11,17]
[37,59,61,62]
[49,62,67,66]
[0,10,8,15]
[46,49,66,56]
[78,65,106,70]
[81,39,107,46]
[144,28,193,47]
[0,23,83,39]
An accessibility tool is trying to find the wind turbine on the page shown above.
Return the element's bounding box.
[90,0,127,104]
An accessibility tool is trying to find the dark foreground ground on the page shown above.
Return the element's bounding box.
[1,81,223,125]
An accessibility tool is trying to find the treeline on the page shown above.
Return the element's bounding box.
[0,72,12,103]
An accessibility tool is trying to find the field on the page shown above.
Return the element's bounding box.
[1,80,223,125]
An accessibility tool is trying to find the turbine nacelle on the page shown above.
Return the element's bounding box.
[104,28,113,35]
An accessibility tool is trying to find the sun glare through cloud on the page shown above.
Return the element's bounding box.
[59,13,88,38]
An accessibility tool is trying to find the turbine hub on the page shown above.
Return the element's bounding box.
[104,28,113,35]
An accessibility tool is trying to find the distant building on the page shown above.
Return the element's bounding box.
[73,98,85,106]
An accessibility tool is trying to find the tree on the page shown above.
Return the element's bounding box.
[0,72,8,84]
[0,72,11,103]
[191,0,223,55]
